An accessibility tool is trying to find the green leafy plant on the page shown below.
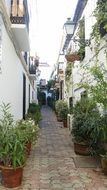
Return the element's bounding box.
[0,103,26,168]
[0,103,39,169]
[55,100,62,116]
[71,97,101,147]
[79,65,107,155]
[55,100,69,120]
[0,127,26,168]
[76,17,85,60]
[27,103,41,124]
[0,103,14,129]
[81,65,107,110]
[16,119,39,145]
[91,0,107,52]
[65,62,73,81]
[47,79,55,92]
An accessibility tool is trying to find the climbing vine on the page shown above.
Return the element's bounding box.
[80,64,107,110]
[76,17,85,60]
[91,0,107,53]
[65,62,73,93]
[65,62,73,82]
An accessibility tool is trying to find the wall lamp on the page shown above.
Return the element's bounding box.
[64,18,90,46]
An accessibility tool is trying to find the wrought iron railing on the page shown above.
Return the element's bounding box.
[10,0,29,30]
[29,65,36,75]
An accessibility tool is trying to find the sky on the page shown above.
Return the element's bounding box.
[29,0,78,81]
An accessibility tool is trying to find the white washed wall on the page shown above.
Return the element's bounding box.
[0,15,32,120]
[70,0,107,104]
[26,77,30,113]
[4,0,11,16]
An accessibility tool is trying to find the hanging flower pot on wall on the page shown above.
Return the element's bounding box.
[65,53,80,62]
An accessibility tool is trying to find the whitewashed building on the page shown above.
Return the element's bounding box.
[61,0,107,107]
[0,0,38,120]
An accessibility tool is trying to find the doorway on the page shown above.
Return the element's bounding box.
[23,74,26,119]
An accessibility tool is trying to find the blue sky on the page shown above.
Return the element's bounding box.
[29,0,78,80]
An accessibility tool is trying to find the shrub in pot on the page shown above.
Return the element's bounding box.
[80,65,107,154]
[28,103,40,114]
[0,103,26,188]
[71,97,101,155]
[88,113,107,156]
[16,119,39,155]
[0,103,39,188]
[100,153,107,175]
[0,127,26,188]
[55,100,63,121]
[55,100,69,126]
[98,113,107,149]
[59,101,69,127]
[27,103,41,124]
[97,114,107,174]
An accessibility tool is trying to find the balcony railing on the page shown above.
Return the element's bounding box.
[35,59,39,67]
[29,65,36,75]
[10,0,29,30]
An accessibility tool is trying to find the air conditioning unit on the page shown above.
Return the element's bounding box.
[67,114,73,134]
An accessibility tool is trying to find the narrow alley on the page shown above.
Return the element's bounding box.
[0,106,107,190]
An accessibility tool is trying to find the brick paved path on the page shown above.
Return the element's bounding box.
[0,106,107,190]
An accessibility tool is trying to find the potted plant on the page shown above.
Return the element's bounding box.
[80,65,107,155]
[59,101,69,128]
[71,97,101,155]
[65,52,80,62]
[100,153,107,175]
[55,100,69,127]
[55,100,63,121]
[0,103,39,188]
[0,103,26,188]
[97,114,107,174]
[16,119,39,155]
[0,127,26,188]
[26,103,41,124]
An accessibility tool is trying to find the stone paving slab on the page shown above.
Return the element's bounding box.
[74,156,101,168]
[0,106,107,190]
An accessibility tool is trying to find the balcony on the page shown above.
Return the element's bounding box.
[29,64,36,75]
[29,64,36,80]
[10,0,30,51]
[35,59,39,67]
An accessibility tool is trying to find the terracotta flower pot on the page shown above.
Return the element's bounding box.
[1,165,23,188]
[63,119,67,128]
[65,53,80,62]
[101,157,107,175]
[74,142,90,155]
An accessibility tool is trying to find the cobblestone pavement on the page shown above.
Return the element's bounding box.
[0,106,107,190]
